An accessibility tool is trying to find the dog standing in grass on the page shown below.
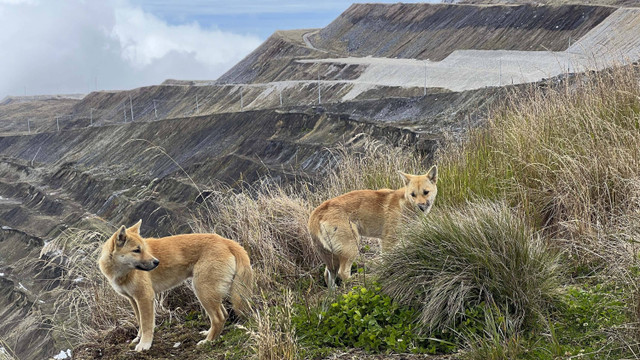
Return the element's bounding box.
[308,166,438,287]
[98,220,253,351]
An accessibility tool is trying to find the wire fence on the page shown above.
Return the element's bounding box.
[0,61,379,135]
[1,51,594,136]
[1,79,359,135]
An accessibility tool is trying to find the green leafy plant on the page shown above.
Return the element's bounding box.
[294,285,455,354]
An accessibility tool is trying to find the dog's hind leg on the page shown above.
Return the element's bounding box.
[335,223,360,285]
[337,254,357,285]
[324,266,337,288]
[193,259,233,345]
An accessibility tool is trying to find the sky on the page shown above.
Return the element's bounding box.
[0,0,431,99]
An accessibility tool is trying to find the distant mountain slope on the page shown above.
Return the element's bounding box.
[217,30,365,84]
[219,3,619,88]
[310,3,615,61]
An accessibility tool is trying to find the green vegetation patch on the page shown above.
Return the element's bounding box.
[524,282,631,360]
[293,285,456,354]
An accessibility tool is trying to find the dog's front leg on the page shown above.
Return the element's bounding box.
[134,293,155,352]
[125,296,142,344]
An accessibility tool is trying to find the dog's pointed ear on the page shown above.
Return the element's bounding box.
[397,170,411,185]
[426,165,438,183]
[128,219,142,234]
[115,225,127,248]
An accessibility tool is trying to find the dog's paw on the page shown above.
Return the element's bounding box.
[131,335,140,344]
[199,330,209,336]
[135,341,152,352]
[197,339,211,347]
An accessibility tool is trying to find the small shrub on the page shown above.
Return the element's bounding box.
[294,285,455,354]
[377,201,561,332]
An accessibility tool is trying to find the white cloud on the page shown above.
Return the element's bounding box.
[112,6,260,68]
[130,0,433,16]
[0,0,36,4]
[0,0,262,98]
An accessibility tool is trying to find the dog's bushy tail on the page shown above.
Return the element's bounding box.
[229,245,254,317]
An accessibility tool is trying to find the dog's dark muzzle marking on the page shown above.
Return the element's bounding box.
[136,260,159,271]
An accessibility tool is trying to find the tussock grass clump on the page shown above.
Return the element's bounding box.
[377,201,561,331]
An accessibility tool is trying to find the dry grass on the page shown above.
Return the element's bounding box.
[245,289,299,360]
[439,64,640,270]
[320,136,426,199]
[431,65,640,357]
[190,183,320,289]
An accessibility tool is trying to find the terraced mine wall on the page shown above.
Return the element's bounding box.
[217,31,366,84]
[312,3,615,61]
[0,98,80,134]
[4,81,367,134]
[218,3,636,96]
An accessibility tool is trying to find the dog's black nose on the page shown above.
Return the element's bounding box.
[153,259,160,266]
[418,203,427,211]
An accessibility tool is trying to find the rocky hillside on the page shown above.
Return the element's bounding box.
[310,3,615,60]
[0,96,81,135]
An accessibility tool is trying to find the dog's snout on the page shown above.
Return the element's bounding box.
[153,259,160,267]
[418,203,427,211]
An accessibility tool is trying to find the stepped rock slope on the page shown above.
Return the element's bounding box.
[219,3,640,95]
[568,7,640,60]
[217,30,366,84]
[310,3,615,61]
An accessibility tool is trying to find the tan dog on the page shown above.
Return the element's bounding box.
[308,166,438,287]
[98,220,253,351]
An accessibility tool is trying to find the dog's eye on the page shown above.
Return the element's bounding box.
[411,192,416,197]
[133,247,141,253]
[423,190,429,195]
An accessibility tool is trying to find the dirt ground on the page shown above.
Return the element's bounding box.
[73,323,458,360]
